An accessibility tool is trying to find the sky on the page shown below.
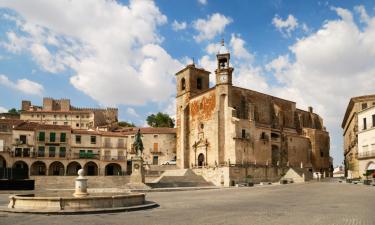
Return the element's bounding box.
[0,0,375,166]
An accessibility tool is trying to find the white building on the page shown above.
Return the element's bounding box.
[357,105,375,178]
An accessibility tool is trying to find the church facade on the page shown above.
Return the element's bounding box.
[175,42,331,185]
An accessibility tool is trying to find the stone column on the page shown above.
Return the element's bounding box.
[130,156,145,184]
[73,169,88,197]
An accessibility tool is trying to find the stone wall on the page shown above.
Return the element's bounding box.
[31,175,130,189]
[194,165,287,187]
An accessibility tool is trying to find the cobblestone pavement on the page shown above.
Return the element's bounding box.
[0,182,375,225]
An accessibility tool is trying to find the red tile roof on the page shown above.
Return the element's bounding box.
[117,127,176,135]
[13,122,71,131]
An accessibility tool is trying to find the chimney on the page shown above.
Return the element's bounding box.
[308,106,313,113]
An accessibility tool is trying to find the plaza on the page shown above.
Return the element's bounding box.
[1,181,375,225]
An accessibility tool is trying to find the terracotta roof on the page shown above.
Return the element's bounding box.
[0,119,24,126]
[14,122,71,131]
[175,64,210,75]
[116,127,176,135]
[21,110,94,114]
[72,129,127,137]
[341,94,375,128]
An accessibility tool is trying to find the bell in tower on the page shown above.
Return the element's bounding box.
[215,39,233,85]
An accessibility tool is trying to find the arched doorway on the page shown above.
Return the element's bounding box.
[12,161,29,179]
[0,155,6,168]
[198,153,205,167]
[30,161,46,176]
[105,163,122,176]
[84,161,98,176]
[66,161,81,175]
[48,161,65,176]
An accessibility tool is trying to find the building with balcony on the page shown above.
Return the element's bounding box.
[342,95,375,178]
[20,98,118,130]
[0,120,177,178]
[119,127,176,166]
[357,105,375,178]
[176,41,331,186]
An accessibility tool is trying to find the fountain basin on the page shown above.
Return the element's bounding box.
[3,193,156,214]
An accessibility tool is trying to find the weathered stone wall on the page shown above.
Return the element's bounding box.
[129,133,176,165]
[31,175,130,189]
[194,165,286,187]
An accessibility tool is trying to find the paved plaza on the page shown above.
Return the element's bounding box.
[0,181,375,225]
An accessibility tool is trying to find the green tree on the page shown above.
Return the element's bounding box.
[146,112,174,128]
[7,108,20,115]
[117,121,136,127]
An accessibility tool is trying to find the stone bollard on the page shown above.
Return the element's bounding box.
[73,169,89,197]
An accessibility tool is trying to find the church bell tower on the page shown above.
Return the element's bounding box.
[215,39,233,86]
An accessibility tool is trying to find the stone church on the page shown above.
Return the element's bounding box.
[175,41,331,185]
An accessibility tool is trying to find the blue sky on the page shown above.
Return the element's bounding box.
[1,0,375,166]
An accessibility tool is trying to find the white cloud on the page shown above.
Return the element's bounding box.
[0,74,44,95]
[198,0,207,5]
[198,35,267,92]
[267,6,375,165]
[126,107,139,118]
[229,33,253,61]
[272,14,299,37]
[354,5,370,24]
[172,20,187,31]
[0,106,7,113]
[193,13,232,42]
[0,0,182,106]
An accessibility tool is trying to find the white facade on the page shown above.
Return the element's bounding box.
[357,105,375,177]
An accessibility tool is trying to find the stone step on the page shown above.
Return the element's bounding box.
[147,169,214,188]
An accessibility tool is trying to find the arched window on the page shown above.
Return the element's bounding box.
[181,78,186,91]
[197,77,202,90]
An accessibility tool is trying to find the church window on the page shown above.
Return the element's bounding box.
[181,78,186,91]
[241,129,246,139]
[197,77,202,90]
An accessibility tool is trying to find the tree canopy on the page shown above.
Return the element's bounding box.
[146,112,174,128]
[117,121,136,127]
[7,108,20,115]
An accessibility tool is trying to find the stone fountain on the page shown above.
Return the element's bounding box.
[1,169,157,214]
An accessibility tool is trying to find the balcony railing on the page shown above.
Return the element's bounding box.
[358,151,375,159]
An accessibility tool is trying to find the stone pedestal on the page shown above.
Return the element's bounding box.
[73,169,89,197]
[130,156,145,184]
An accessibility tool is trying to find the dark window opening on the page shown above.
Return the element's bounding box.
[38,146,45,157]
[362,103,368,110]
[372,114,375,127]
[76,135,81,144]
[91,136,96,144]
[59,147,66,158]
[320,151,324,157]
[15,148,22,157]
[197,77,202,90]
[271,133,279,139]
[50,132,56,142]
[60,133,66,142]
[241,129,246,138]
[49,146,55,157]
[363,118,367,130]
[219,58,228,69]
[181,78,186,91]
[19,135,27,144]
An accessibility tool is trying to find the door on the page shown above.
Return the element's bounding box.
[153,155,158,165]
[198,153,205,167]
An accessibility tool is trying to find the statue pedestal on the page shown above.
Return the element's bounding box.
[130,156,145,184]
